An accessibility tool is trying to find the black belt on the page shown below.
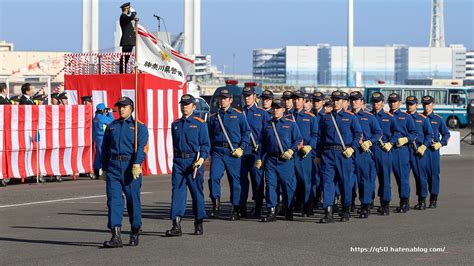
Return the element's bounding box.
[408,143,416,149]
[267,152,281,157]
[110,155,130,161]
[174,152,197,159]
[324,145,344,151]
[214,142,232,148]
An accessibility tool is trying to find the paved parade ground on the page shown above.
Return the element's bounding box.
[1,140,473,265]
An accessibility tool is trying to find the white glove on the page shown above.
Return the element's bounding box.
[281,149,294,160]
[343,147,354,158]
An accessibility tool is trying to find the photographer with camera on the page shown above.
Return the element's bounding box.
[92,103,115,179]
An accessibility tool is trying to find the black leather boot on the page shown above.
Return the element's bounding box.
[380,201,390,216]
[340,206,351,222]
[210,198,220,218]
[229,206,240,221]
[194,219,203,235]
[429,195,437,208]
[359,204,369,218]
[285,207,294,221]
[414,197,426,210]
[165,217,182,237]
[240,203,248,218]
[252,200,262,218]
[320,206,335,223]
[93,169,100,180]
[333,196,340,215]
[103,226,123,248]
[303,200,314,217]
[261,207,277,222]
[350,199,356,212]
[396,198,409,213]
[129,227,140,246]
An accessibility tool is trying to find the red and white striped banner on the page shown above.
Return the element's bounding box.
[0,105,92,180]
[64,73,185,176]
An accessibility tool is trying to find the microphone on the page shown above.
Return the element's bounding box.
[153,14,160,19]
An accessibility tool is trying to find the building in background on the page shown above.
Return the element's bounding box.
[466,50,474,81]
[252,44,468,86]
[252,48,286,84]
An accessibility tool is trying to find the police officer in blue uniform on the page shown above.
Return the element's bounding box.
[101,97,149,248]
[371,92,401,215]
[260,98,302,222]
[405,96,433,210]
[261,90,274,114]
[208,89,251,220]
[282,90,295,117]
[292,90,318,216]
[165,94,210,237]
[240,85,270,217]
[93,103,115,179]
[388,93,417,213]
[311,92,326,209]
[317,91,362,223]
[350,91,383,218]
[422,95,450,208]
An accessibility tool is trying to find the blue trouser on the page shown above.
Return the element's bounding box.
[426,149,441,196]
[351,159,358,202]
[354,149,376,205]
[392,145,410,199]
[264,156,296,209]
[93,139,104,170]
[409,147,429,198]
[311,158,321,200]
[209,149,242,206]
[294,153,313,204]
[106,160,142,229]
[374,145,393,202]
[321,149,355,208]
[240,153,264,206]
[170,158,207,220]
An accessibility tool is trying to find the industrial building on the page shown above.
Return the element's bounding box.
[253,44,467,86]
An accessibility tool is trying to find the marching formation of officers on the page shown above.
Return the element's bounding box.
[165,85,450,238]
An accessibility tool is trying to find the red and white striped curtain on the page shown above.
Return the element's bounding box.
[0,105,92,180]
[65,73,186,176]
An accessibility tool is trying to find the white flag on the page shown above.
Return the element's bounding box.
[136,25,194,84]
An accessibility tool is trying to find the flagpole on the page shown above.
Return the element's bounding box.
[134,19,139,153]
[36,128,39,184]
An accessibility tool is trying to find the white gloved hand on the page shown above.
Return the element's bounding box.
[231,147,244,158]
[132,164,141,180]
[397,137,409,147]
[343,147,354,158]
[301,145,312,158]
[360,140,372,152]
[431,142,442,151]
[382,142,393,152]
[281,149,294,160]
[193,158,205,168]
[416,145,427,157]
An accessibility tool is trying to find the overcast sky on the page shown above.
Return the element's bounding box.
[1,0,473,74]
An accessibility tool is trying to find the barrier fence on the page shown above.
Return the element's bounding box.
[0,105,93,181]
[64,52,135,75]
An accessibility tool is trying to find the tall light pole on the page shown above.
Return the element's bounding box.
[347,0,354,87]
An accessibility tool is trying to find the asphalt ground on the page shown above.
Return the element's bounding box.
[1,132,473,265]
